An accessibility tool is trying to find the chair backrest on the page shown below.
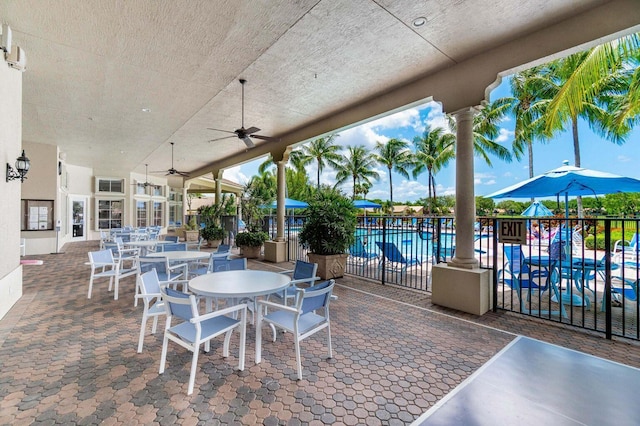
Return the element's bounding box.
[292,260,318,281]
[161,243,187,252]
[140,269,162,295]
[211,257,247,272]
[139,256,169,276]
[349,238,367,257]
[503,245,525,276]
[160,285,195,321]
[298,279,334,314]
[164,235,179,243]
[89,249,115,265]
[216,244,231,254]
[375,242,406,263]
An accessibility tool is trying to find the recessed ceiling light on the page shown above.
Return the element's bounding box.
[141,108,150,112]
[412,17,427,28]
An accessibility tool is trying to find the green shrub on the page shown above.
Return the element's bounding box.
[235,231,269,247]
[201,225,225,241]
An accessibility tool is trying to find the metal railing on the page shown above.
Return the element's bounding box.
[262,213,640,341]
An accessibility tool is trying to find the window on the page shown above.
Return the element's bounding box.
[96,177,125,194]
[152,184,164,197]
[97,199,124,230]
[135,183,147,195]
[152,201,163,226]
[136,200,147,227]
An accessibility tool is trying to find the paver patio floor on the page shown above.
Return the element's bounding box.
[1,241,639,425]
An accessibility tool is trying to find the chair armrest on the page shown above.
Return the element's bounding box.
[192,303,247,322]
[135,292,162,299]
[289,276,321,287]
[168,262,189,272]
[279,269,294,275]
[257,299,298,313]
[89,262,118,267]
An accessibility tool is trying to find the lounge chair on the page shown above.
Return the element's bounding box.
[375,241,421,277]
[348,237,379,271]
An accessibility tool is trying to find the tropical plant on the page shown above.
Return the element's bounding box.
[298,134,342,188]
[198,194,235,228]
[542,34,640,216]
[412,125,455,211]
[373,138,412,204]
[235,230,269,247]
[298,187,357,255]
[334,145,380,199]
[201,225,225,241]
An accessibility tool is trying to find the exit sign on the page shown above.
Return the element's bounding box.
[498,219,527,244]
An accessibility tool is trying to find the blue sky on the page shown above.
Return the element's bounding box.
[224,77,640,203]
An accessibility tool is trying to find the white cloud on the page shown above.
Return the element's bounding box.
[223,166,249,185]
[618,155,632,163]
[496,127,514,143]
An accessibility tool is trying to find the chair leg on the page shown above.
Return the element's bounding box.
[159,334,169,374]
[87,275,94,299]
[114,277,119,300]
[137,313,148,353]
[188,346,200,395]
[294,337,303,380]
[151,316,158,334]
[326,323,333,359]
[255,310,263,364]
[238,312,246,371]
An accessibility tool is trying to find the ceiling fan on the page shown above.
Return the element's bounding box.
[207,78,279,148]
[132,163,153,187]
[151,142,189,177]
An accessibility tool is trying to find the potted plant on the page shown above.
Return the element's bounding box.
[235,230,269,259]
[198,194,236,247]
[299,187,357,279]
[200,224,226,248]
[180,216,200,242]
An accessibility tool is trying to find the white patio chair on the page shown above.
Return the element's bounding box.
[159,285,247,395]
[87,249,138,300]
[270,260,320,306]
[136,256,189,306]
[256,279,335,380]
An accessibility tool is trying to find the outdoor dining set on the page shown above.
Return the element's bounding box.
[86,229,336,395]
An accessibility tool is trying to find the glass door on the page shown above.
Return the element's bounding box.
[70,197,87,241]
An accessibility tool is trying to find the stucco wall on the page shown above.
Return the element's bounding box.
[0,61,24,319]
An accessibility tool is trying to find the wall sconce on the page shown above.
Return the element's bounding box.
[6,150,30,182]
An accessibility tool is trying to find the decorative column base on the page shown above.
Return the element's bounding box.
[263,240,287,263]
[431,263,492,315]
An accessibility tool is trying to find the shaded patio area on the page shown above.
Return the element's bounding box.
[2,241,640,424]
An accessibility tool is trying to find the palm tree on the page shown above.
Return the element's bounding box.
[299,135,342,188]
[446,100,514,167]
[373,138,412,204]
[502,67,555,179]
[412,125,455,211]
[542,34,639,215]
[334,146,380,199]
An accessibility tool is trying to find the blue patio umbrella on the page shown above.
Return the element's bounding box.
[267,198,308,209]
[485,161,640,217]
[353,199,381,209]
[521,201,554,217]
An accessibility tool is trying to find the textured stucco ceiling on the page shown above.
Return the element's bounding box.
[0,0,638,182]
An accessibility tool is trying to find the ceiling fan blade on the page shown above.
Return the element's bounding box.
[242,136,255,148]
[207,127,236,134]
[251,134,279,142]
[208,135,236,143]
[244,126,260,135]
[177,171,190,177]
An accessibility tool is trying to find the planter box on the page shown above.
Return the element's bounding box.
[239,245,262,259]
[178,229,199,242]
[307,253,348,280]
[207,239,222,248]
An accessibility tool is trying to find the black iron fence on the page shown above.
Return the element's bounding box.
[261,213,640,342]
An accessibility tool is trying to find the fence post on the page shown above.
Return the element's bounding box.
[381,218,387,285]
[605,219,612,339]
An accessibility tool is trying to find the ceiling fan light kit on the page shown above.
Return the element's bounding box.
[207,79,279,148]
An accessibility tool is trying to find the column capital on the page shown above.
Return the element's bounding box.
[451,106,480,119]
[271,146,293,163]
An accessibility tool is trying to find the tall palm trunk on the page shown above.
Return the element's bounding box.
[572,117,583,217]
[388,166,393,204]
[528,140,534,203]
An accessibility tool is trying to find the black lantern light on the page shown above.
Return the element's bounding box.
[6,150,30,182]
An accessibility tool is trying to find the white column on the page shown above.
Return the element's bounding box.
[448,107,478,270]
[214,170,223,204]
[276,159,286,242]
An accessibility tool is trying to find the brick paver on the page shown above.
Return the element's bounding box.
[0,241,638,424]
